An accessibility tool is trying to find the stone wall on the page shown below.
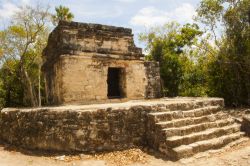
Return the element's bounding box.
[144,62,162,99]
[0,106,153,152]
[58,56,148,104]
[0,98,224,152]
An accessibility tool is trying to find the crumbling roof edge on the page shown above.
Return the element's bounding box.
[58,21,133,34]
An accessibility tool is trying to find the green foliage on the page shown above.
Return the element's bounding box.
[52,5,74,25]
[142,0,250,106]
[180,56,208,97]
[197,0,250,106]
[141,0,249,106]
[196,0,223,24]
[0,60,24,108]
[140,22,203,97]
[0,79,5,109]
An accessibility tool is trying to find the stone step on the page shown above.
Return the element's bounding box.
[148,106,221,123]
[165,124,241,148]
[162,118,235,137]
[156,112,229,128]
[164,99,224,111]
[170,132,245,160]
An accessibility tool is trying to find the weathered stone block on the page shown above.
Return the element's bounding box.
[241,115,250,136]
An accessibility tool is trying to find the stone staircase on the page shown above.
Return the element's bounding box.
[147,104,246,160]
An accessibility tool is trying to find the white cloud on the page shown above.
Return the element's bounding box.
[21,0,30,4]
[0,2,20,19]
[114,0,136,3]
[130,6,170,27]
[73,4,123,19]
[130,3,196,27]
[174,3,196,23]
[0,0,32,19]
[77,9,122,19]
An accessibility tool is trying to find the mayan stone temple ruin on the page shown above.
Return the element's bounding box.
[0,21,248,161]
[42,21,162,105]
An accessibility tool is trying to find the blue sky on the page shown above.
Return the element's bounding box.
[0,0,201,46]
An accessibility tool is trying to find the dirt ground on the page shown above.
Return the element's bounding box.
[0,138,249,166]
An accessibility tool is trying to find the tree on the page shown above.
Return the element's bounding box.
[0,76,6,109]
[196,0,224,46]
[178,29,220,97]
[0,4,50,107]
[52,5,74,25]
[0,60,24,108]
[139,22,203,96]
[196,0,250,106]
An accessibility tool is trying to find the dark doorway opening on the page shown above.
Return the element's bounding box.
[107,67,125,99]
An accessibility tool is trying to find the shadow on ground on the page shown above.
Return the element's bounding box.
[0,140,171,161]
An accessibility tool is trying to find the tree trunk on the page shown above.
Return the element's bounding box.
[44,76,49,105]
[38,64,41,107]
[21,65,38,107]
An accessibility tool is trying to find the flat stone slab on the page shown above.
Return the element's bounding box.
[2,97,224,113]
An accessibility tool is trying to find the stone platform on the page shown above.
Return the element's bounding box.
[0,98,246,160]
